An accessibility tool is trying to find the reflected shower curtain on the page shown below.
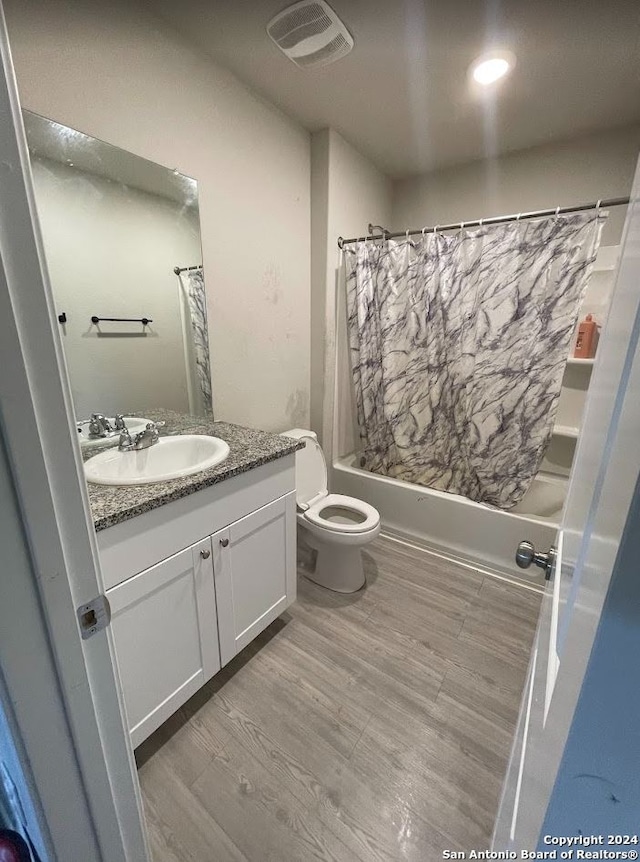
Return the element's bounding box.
[179,269,212,413]
[345,213,604,508]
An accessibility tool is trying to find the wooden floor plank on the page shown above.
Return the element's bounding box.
[191,737,355,862]
[370,539,485,603]
[138,537,542,861]
[203,685,413,862]
[136,693,231,788]
[289,597,447,705]
[140,754,249,862]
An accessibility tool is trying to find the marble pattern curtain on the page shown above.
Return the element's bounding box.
[345,213,604,508]
[180,269,212,413]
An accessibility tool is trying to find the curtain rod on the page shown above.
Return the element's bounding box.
[336,196,630,249]
[173,264,203,274]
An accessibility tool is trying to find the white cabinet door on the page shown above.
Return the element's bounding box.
[107,537,220,747]
[214,492,296,666]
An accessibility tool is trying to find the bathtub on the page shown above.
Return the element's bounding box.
[331,454,564,582]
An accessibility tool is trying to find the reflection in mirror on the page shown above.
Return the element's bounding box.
[23,111,212,443]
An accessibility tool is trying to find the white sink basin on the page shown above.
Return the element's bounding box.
[77,416,152,449]
[84,435,230,485]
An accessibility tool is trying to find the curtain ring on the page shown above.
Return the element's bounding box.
[479,217,483,228]
[516,212,522,221]
[460,220,465,231]
[596,199,602,216]
[555,206,561,218]
[433,224,439,236]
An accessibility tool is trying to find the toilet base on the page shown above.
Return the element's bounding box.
[301,529,366,593]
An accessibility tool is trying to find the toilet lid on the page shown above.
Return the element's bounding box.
[294,434,328,507]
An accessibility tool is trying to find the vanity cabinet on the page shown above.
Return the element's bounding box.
[98,456,297,748]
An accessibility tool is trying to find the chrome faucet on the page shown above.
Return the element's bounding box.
[118,421,164,452]
[88,413,113,438]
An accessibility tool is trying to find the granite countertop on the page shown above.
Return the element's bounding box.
[83,409,302,532]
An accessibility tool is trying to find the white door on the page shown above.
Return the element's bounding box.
[493,159,640,849]
[108,538,220,748]
[0,7,149,860]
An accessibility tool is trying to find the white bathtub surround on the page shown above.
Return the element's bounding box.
[345,213,605,508]
[333,452,561,583]
[284,429,381,593]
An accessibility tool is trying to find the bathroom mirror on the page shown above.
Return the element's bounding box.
[23,111,212,426]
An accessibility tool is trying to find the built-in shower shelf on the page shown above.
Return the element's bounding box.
[566,357,595,367]
[552,424,580,439]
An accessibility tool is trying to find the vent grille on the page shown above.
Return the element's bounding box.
[268,3,331,44]
[294,33,350,67]
[267,1,353,69]
[275,16,332,50]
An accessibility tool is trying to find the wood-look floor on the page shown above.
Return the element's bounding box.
[136,536,542,862]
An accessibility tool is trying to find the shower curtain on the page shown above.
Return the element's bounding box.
[345,212,605,508]
[179,269,212,414]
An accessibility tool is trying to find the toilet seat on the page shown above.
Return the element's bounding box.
[304,493,380,534]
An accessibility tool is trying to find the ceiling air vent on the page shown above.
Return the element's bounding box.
[267,1,354,69]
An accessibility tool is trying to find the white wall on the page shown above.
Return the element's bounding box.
[31,156,201,418]
[310,129,392,455]
[5,0,311,432]
[392,125,640,246]
[310,129,330,439]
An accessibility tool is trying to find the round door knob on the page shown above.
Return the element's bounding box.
[515,540,535,569]
[220,538,229,548]
[515,540,556,580]
[200,549,211,559]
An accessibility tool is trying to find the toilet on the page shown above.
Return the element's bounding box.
[283,429,381,593]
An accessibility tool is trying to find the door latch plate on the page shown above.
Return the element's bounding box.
[77,594,111,639]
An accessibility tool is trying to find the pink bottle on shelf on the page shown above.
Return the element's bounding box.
[574,314,597,359]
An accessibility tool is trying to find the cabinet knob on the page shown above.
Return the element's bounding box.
[220,538,229,548]
[200,549,211,559]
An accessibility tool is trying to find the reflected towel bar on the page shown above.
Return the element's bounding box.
[91,316,152,326]
[173,264,203,274]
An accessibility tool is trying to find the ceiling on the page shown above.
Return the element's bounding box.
[151,0,640,178]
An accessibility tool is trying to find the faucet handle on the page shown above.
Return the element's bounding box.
[145,422,161,444]
[89,413,106,437]
[118,427,133,450]
[114,414,126,430]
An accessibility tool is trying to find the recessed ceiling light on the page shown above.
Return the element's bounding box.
[470,51,515,86]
